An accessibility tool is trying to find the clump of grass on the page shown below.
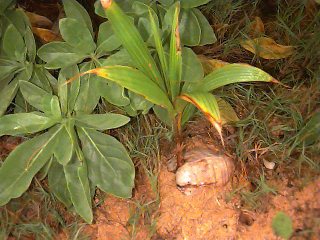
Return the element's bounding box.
[117,114,167,239]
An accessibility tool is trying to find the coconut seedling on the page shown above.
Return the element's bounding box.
[69,0,277,169]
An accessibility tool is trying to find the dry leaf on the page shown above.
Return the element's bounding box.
[32,27,62,44]
[198,55,229,74]
[240,37,294,59]
[249,16,265,37]
[25,11,53,28]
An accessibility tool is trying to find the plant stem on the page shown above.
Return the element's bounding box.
[174,113,184,169]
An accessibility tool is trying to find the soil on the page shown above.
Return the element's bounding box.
[84,118,320,240]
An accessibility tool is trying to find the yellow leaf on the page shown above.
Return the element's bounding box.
[32,27,62,44]
[217,98,239,125]
[240,37,294,59]
[198,55,229,75]
[249,16,265,37]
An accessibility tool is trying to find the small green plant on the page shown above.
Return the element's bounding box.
[272,212,293,239]
[0,3,53,115]
[0,65,135,223]
[76,0,277,166]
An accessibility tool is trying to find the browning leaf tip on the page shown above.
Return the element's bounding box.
[100,0,112,9]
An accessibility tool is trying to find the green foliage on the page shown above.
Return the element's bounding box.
[35,0,134,112]
[86,1,275,140]
[272,212,293,239]
[0,66,134,223]
[0,7,53,116]
[95,0,216,47]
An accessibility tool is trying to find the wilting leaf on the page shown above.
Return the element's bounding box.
[272,212,293,240]
[32,27,62,43]
[25,11,53,28]
[198,55,229,75]
[240,37,294,59]
[179,91,224,144]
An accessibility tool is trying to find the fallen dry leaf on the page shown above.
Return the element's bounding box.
[198,55,229,74]
[25,11,53,28]
[249,16,265,37]
[32,27,62,43]
[240,37,294,59]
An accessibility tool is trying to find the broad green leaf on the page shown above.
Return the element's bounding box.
[102,0,164,89]
[99,81,130,107]
[179,91,223,143]
[0,0,15,15]
[30,66,53,93]
[74,61,101,114]
[196,64,276,92]
[78,127,135,198]
[192,8,217,45]
[0,59,22,79]
[84,66,174,112]
[100,48,134,66]
[59,18,96,54]
[25,26,36,62]
[2,24,26,61]
[2,8,28,34]
[181,47,203,83]
[74,113,130,130]
[53,124,74,165]
[0,79,19,116]
[217,98,240,124]
[37,42,88,69]
[64,155,93,223]
[19,81,56,114]
[58,65,80,114]
[0,112,57,136]
[168,3,182,100]
[19,81,61,118]
[0,129,60,205]
[180,0,210,8]
[96,21,121,55]
[272,212,293,240]
[62,0,93,35]
[180,9,201,46]
[48,160,72,207]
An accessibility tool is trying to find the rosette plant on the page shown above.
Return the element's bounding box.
[0,65,135,223]
[0,3,54,115]
[72,0,277,167]
[94,0,217,115]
